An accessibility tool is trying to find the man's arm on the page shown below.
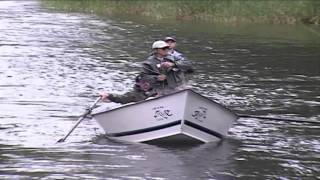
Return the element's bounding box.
[108,91,145,104]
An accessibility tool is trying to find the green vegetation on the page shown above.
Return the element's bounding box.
[42,0,320,25]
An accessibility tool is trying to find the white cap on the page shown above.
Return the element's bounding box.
[152,40,169,49]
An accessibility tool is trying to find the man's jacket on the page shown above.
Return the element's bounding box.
[141,54,193,90]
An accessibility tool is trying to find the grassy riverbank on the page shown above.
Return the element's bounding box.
[42,0,320,25]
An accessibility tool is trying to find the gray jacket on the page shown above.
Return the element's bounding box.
[169,50,194,74]
[169,49,184,61]
[141,54,193,90]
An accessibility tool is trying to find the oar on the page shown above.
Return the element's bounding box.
[238,114,320,124]
[57,97,102,143]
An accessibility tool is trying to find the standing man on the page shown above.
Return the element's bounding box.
[164,36,184,61]
[164,36,193,73]
[142,40,192,94]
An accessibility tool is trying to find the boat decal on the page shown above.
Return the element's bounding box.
[184,120,223,139]
[92,89,238,121]
[152,106,173,121]
[191,106,207,122]
[107,120,181,137]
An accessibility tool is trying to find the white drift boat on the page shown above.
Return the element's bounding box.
[91,89,238,143]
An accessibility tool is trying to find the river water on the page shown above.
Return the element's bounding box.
[0,1,319,179]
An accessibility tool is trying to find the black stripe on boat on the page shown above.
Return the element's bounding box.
[107,120,182,137]
[184,120,224,139]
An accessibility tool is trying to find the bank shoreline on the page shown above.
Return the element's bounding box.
[42,0,320,25]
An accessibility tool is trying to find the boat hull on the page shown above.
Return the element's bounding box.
[92,89,238,143]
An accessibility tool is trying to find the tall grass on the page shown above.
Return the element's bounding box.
[42,0,320,25]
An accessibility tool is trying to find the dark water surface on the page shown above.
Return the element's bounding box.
[0,1,319,179]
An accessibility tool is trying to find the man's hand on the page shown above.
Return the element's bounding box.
[99,92,110,102]
[157,74,166,81]
[160,62,175,68]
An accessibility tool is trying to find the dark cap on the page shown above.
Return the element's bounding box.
[164,36,176,42]
[135,74,152,91]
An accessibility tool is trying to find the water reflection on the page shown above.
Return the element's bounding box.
[0,139,236,179]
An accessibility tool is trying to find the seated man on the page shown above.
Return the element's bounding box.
[100,74,157,104]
